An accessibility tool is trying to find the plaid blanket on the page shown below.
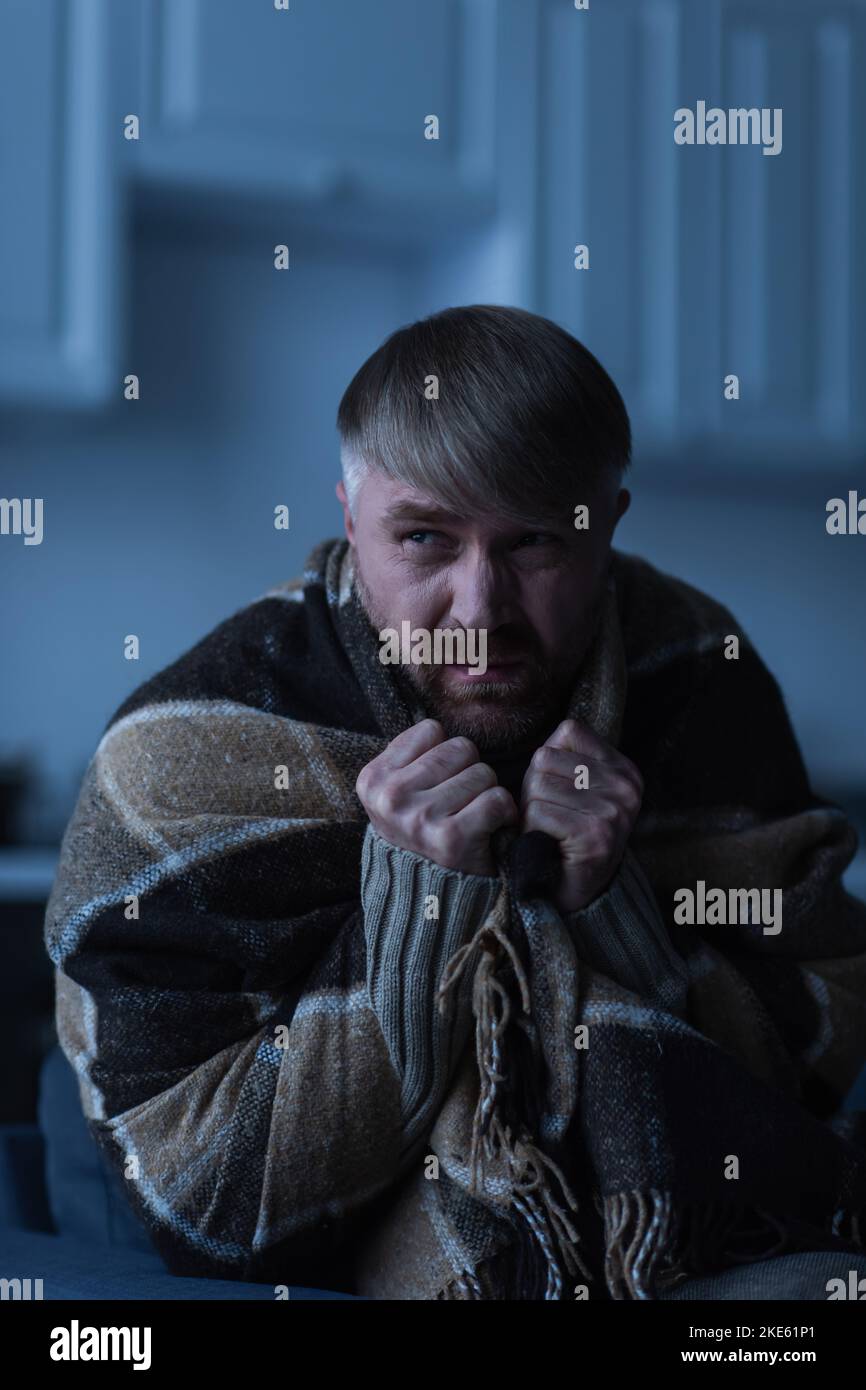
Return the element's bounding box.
[44,537,866,1299]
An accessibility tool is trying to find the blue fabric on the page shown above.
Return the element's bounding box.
[0,1229,360,1299]
[37,1045,155,1253]
[659,1249,866,1300]
[844,1060,866,1111]
[0,1125,52,1233]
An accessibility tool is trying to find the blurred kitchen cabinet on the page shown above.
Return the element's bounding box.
[0,0,121,408]
[538,0,866,471]
[128,0,498,237]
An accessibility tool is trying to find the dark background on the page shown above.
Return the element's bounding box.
[2,0,865,1120]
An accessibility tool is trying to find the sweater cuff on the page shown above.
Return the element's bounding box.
[563,846,689,1017]
[360,824,501,1151]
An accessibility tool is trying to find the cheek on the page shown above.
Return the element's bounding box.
[520,574,596,651]
[371,562,447,628]
[401,566,452,619]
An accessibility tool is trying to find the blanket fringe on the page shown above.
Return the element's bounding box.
[436,1263,498,1300]
[438,887,866,1301]
[602,1190,866,1300]
[438,911,593,1299]
[436,1272,485,1300]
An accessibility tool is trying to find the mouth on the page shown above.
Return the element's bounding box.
[446,660,526,682]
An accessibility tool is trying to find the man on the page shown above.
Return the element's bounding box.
[45,305,866,1300]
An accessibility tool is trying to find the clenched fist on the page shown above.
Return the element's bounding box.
[355,718,518,878]
[520,718,643,914]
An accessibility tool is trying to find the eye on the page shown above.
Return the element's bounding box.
[402,530,443,545]
[515,533,557,548]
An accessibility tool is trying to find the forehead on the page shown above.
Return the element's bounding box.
[371,475,589,534]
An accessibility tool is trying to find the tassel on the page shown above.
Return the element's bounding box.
[437,1272,484,1300]
[438,902,592,1298]
[602,1192,866,1300]
[436,1259,505,1300]
[603,1191,675,1300]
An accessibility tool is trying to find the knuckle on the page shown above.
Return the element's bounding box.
[586,819,615,857]
[404,806,427,840]
[523,765,544,793]
[428,752,456,781]
[473,784,498,813]
[375,782,401,818]
[410,718,443,743]
[490,785,515,813]
[619,754,643,791]
[624,780,642,812]
[447,736,478,760]
[614,774,641,813]
[469,761,497,788]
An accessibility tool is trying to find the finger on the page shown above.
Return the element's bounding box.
[522,779,623,819]
[530,734,643,804]
[452,784,519,838]
[522,798,607,855]
[425,761,497,816]
[375,718,446,773]
[543,718,619,764]
[397,735,481,793]
[521,753,633,809]
[524,745,610,785]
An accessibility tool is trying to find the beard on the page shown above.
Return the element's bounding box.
[392,651,567,753]
[353,561,601,757]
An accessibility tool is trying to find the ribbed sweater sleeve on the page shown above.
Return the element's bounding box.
[360,823,501,1153]
[563,846,690,1018]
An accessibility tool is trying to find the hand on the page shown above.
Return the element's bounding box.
[356,718,519,878]
[519,718,643,914]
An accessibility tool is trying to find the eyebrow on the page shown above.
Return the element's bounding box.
[380,501,573,534]
[380,502,462,526]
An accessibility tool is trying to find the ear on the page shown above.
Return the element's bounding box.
[336,480,355,544]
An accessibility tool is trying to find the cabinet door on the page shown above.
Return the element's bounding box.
[0,0,120,408]
[132,0,497,216]
[709,0,865,462]
[538,0,866,470]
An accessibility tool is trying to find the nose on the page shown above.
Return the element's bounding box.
[447,549,518,632]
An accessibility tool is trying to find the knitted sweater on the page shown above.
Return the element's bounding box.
[362,829,689,1163]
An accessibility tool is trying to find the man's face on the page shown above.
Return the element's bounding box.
[337,467,629,754]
